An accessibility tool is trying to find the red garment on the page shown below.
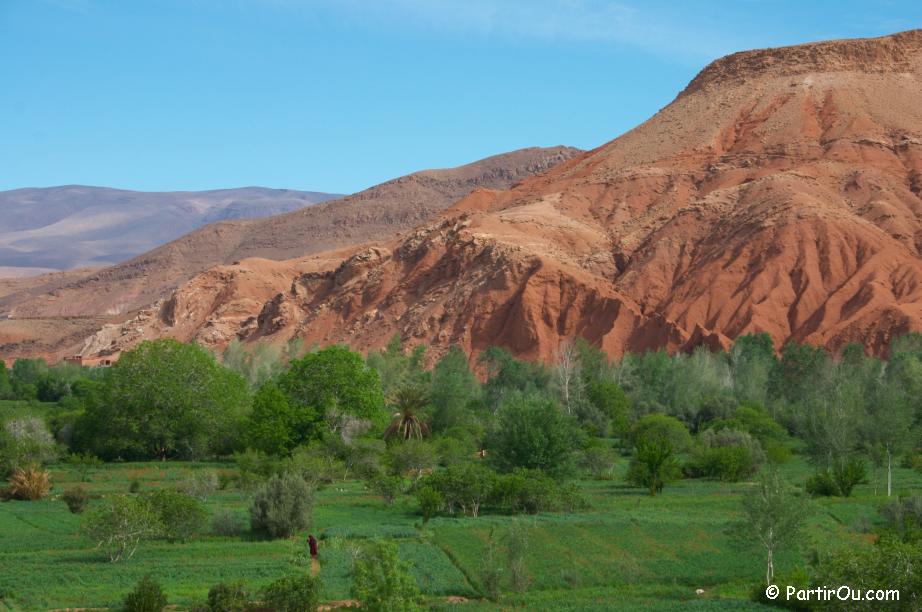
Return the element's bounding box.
[308,535,319,557]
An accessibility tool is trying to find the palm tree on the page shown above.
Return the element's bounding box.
[384,386,431,441]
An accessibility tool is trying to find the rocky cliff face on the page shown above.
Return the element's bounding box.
[81,30,922,362]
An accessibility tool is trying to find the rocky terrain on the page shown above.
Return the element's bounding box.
[76,30,922,364]
[0,147,580,359]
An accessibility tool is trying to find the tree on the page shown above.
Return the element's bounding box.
[249,473,314,539]
[77,340,249,460]
[82,495,162,562]
[729,333,776,406]
[626,414,692,495]
[139,490,208,542]
[0,416,58,476]
[351,540,422,612]
[553,339,582,415]
[487,392,582,478]
[261,574,322,612]
[386,439,436,481]
[586,379,631,437]
[367,334,429,397]
[479,347,551,410]
[428,346,481,432]
[277,345,386,440]
[733,469,809,586]
[384,387,431,441]
[247,381,299,455]
[0,360,12,399]
[122,575,167,612]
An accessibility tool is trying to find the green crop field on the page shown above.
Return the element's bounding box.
[1,458,919,611]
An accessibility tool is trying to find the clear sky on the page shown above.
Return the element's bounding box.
[1,1,919,194]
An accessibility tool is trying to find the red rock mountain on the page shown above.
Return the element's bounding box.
[66,30,922,362]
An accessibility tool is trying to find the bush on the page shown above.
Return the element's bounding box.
[806,457,868,498]
[202,581,250,612]
[685,429,764,482]
[122,575,167,612]
[421,463,496,517]
[627,414,692,496]
[129,478,142,494]
[5,465,52,500]
[416,486,443,524]
[368,472,403,505]
[139,490,208,542]
[352,540,421,611]
[250,473,314,538]
[66,452,102,482]
[177,470,219,502]
[580,444,617,480]
[62,485,90,514]
[491,469,559,514]
[261,574,322,612]
[880,495,922,543]
[0,416,58,476]
[81,495,162,562]
[211,508,245,537]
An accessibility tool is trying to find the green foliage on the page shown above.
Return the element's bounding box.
[416,486,443,523]
[580,442,618,480]
[0,415,58,476]
[384,386,431,441]
[211,508,245,537]
[247,381,297,456]
[421,462,496,517]
[62,485,90,514]
[586,380,630,437]
[368,472,403,504]
[221,339,290,388]
[879,495,922,543]
[479,528,503,601]
[732,470,809,586]
[627,415,692,495]
[261,573,322,612]
[121,575,167,612]
[139,489,208,542]
[276,345,386,443]
[491,469,564,514]
[249,473,314,539]
[805,457,867,498]
[487,392,582,478]
[77,339,249,460]
[385,439,436,480]
[814,537,922,611]
[505,520,531,592]
[351,540,422,612]
[66,452,103,482]
[428,345,480,432]
[201,581,250,612]
[177,470,219,502]
[367,334,429,398]
[81,495,162,562]
[685,429,764,482]
[479,346,551,408]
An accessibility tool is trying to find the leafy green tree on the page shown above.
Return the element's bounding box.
[139,490,208,542]
[247,381,299,455]
[0,415,58,476]
[82,495,162,562]
[479,347,551,410]
[277,345,386,441]
[386,439,436,481]
[10,358,49,399]
[586,379,630,437]
[249,473,314,539]
[732,469,809,586]
[428,346,480,432]
[487,392,582,478]
[729,333,776,406]
[626,414,692,495]
[77,340,249,460]
[367,334,429,398]
[351,540,422,612]
[221,339,287,388]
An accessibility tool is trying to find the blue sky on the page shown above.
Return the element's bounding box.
[1,1,919,194]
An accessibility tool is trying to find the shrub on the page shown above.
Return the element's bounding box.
[250,473,314,538]
[491,469,559,514]
[202,581,250,612]
[177,470,219,502]
[6,465,52,500]
[685,429,765,482]
[0,416,58,476]
[479,529,503,602]
[880,495,922,543]
[806,458,868,498]
[261,573,322,612]
[352,540,421,612]
[211,508,245,537]
[627,414,692,496]
[82,495,162,562]
[416,486,443,524]
[139,490,208,542]
[62,485,90,514]
[129,478,142,494]
[421,463,496,517]
[122,575,167,612]
[505,520,531,593]
[580,444,617,480]
[66,452,102,482]
[368,472,403,505]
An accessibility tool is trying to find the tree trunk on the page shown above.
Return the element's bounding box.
[887,446,892,498]
[766,547,774,586]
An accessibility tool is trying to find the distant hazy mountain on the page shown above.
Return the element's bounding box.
[0,186,340,274]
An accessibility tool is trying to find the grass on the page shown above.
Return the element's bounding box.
[0,458,920,610]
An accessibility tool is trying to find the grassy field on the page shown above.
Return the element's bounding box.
[0,458,920,611]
